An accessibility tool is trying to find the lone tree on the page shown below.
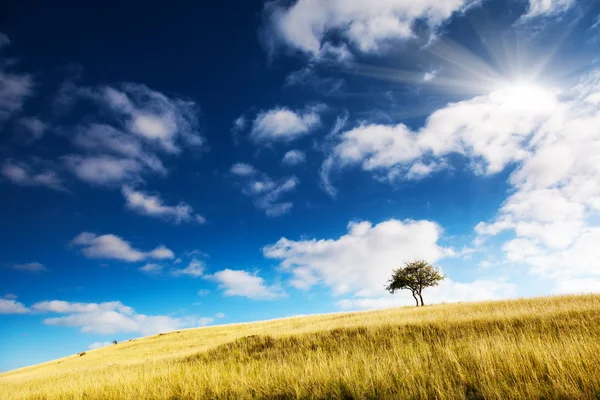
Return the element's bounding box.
[385,260,445,306]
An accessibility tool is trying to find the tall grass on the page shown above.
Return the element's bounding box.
[2,295,600,399]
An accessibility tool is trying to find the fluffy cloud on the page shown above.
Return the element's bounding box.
[11,262,48,273]
[172,259,205,277]
[251,105,323,143]
[64,155,144,186]
[1,160,64,190]
[231,163,299,216]
[0,299,29,314]
[326,69,600,285]
[211,269,285,300]
[264,0,474,60]
[264,219,451,297]
[522,0,574,18]
[326,84,558,187]
[71,232,174,262]
[101,84,203,153]
[122,186,205,224]
[472,72,600,281]
[60,83,204,185]
[282,150,306,166]
[32,300,210,335]
[230,162,257,176]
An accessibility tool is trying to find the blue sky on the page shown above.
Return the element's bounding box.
[1,0,600,372]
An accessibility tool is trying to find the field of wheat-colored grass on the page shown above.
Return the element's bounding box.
[2,294,600,399]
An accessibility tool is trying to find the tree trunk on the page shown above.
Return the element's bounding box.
[411,291,419,306]
[418,291,424,307]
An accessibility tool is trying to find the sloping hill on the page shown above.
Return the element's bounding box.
[2,295,600,399]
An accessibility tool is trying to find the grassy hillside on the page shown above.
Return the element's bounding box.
[2,295,600,399]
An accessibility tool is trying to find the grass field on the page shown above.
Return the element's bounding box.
[2,294,600,399]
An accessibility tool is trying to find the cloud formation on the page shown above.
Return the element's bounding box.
[325,70,600,287]
[231,162,299,216]
[122,186,205,224]
[264,219,450,297]
[172,259,205,277]
[282,150,306,166]
[32,300,210,335]
[523,0,575,18]
[61,83,204,186]
[211,269,285,300]
[264,0,474,61]
[251,105,323,143]
[1,160,64,190]
[71,232,175,262]
[0,299,29,314]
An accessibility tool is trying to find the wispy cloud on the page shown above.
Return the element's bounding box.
[71,232,175,262]
[122,186,205,224]
[231,162,299,216]
[12,262,48,273]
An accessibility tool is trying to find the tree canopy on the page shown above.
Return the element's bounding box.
[386,260,445,306]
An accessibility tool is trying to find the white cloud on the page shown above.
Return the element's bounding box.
[423,70,438,82]
[522,0,574,18]
[282,150,306,166]
[232,163,299,216]
[64,155,144,186]
[1,160,64,191]
[12,262,48,273]
[121,186,205,224]
[59,83,204,186]
[319,156,337,197]
[88,341,112,350]
[33,300,210,335]
[329,84,558,183]
[215,312,225,319]
[211,269,285,300]
[197,289,210,296]
[251,105,323,143]
[323,69,600,285]
[3,294,18,300]
[71,232,175,262]
[471,72,600,282]
[554,278,600,294]
[101,84,204,153]
[264,219,451,297]
[139,263,163,274]
[336,279,517,310]
[172,259,205,277]
[230,162,257,176]
[264,0,474,60]
[72,124,167,176]
[0,299,29,314]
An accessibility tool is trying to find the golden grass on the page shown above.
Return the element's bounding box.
[2,295,600,399]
